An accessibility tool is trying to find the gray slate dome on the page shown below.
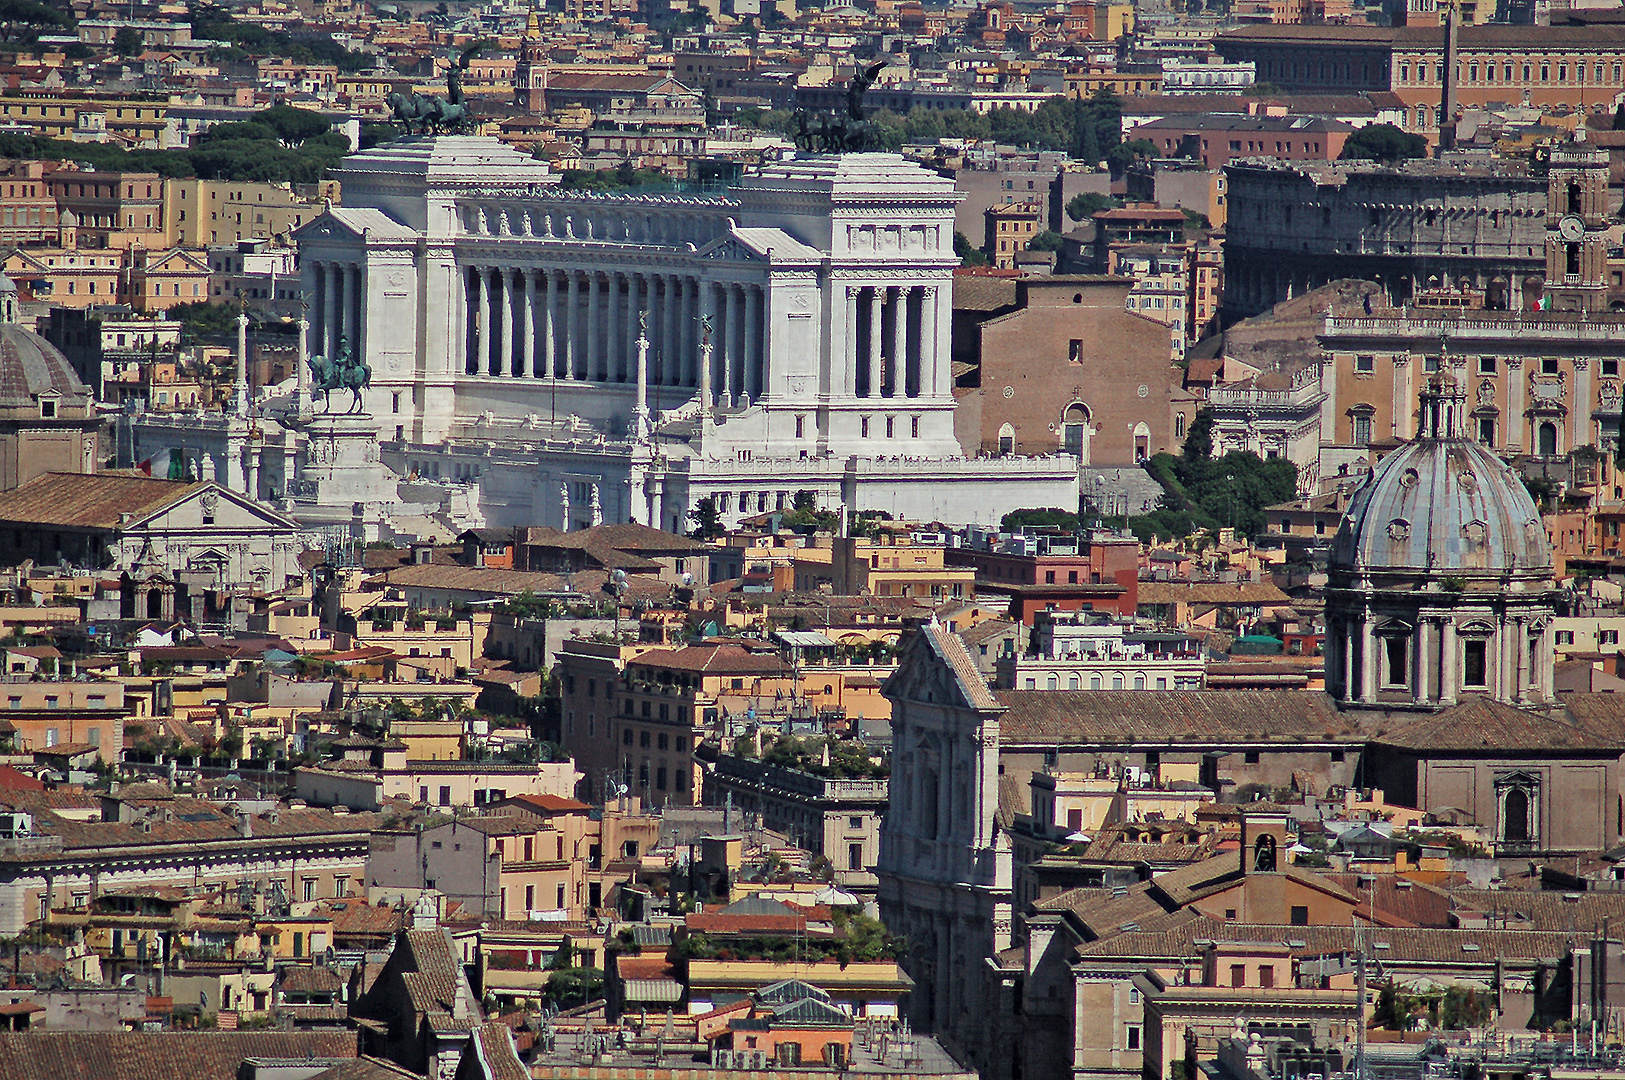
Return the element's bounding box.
[0,275,91,408]
[1330,381,1550,576]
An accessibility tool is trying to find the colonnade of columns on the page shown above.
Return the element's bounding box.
[1335,612,1553,706]
[308,261,364,363]
[462,268,770,402]
[844,283,938,400]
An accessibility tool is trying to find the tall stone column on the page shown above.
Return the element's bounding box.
[686,277,700,387]
[726,283,743,400]
[625,273,642,385]
[1440,621,1459,705]
[1506,358,1525,452]
[565,271,580,379]
[234,312,249,416]
[889,285,907,399]
[868,286,883,401]
[744,284,762,400]
[544,270,559,378]
[322,262,339,360]
[309,262,325,359]
[922,285,940,397]
[661,275,678,387]
[606,273,621,384]
[464,267,480,375]
[1574,358,1592,450]
[296,313,309,416]
[1413,619,1430,703]
[1359,616,1376,702]
[352,263,365,366]
[523,270,538,377]
[844,286,860,398]
[634,311,650,442]
[586,272,601,382]
[338,263,355,361]
[495,268,513,376]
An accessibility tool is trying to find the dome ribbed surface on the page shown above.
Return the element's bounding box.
[0,325,89,407]
[1330,436,1550,575]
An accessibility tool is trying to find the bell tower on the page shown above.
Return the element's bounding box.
[1543,134,1610,313]
[514,6,548,114]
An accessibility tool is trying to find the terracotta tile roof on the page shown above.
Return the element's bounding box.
[1320,873,1454,929]
[1074,909,1575,968]
[1372,697,1625,753]
[12,802,381,860]
[1446,888,1625,931]
[468,1022,531,1080]
[506,793,591,814]
[304,1058,421,1080]
[993,690,1361,745]
[629,643,791,676]
[0,473,198,530]
[0,1030,357,1080]
[1136,581,1290,606]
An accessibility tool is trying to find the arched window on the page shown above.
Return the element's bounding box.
[997,423,1015,456]
[1254,834,1277,872]
[1503,787,1530,844]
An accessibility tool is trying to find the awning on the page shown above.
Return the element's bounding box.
[624,978,684,1004]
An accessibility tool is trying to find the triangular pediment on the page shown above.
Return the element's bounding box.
[292,212,364,243]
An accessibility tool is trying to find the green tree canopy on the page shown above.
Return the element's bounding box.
[1340,123,1427,163]
[1106,138,1158,180]
[953,231,987,266]
[0,0,72,43]
[113,24,143,55]
[255,104,332,145]
[1027,230,1065,252]
[689,497,723,541]
[1000,507,1081,531]
[1066,191,1120,221]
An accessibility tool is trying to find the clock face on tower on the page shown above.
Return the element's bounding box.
[1559,214,1586,242]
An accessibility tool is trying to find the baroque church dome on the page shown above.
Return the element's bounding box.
[1330,378,1550,578]
[0,273,91,410]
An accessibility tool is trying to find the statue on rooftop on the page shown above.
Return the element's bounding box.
[388,40,490,135]
[791,60,890,154]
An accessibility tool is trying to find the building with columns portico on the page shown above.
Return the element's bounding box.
[1324,377,1557,712]
[291,137,1078,531]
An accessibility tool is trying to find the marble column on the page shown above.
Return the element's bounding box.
[1574,359,1592,450]
[844,286,859,398]
[1513,618,1529,703]
[1441,621,1458,704]
[1506,358,1525,452]
[544,270,559,378]
[625,273,642,384]
[351,263,365,365]
[868,286,883,400]
[323,262,339,361]
[296,314,309,414]
[1413,619,1430,704]
[310,263,325,359]
[586,272,601,381]
[338,263,355,361]
[464,267,481,375]
[727,283,743,400]
[1341,626,1355,700]
[922,285,940,397]
[1359,616,1376,702]
[744,284,761,400]
[889,285,907,398]
[523,270,538,377]
[661,275,678,387]
[565,272,580,379]
[606,272,621,384]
